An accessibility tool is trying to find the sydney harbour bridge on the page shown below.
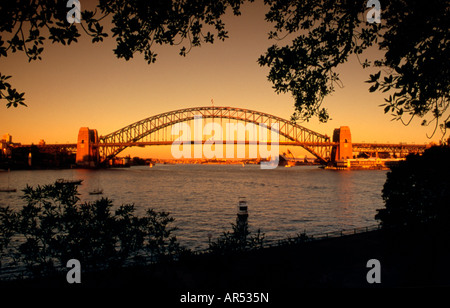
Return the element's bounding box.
[19,106,429,168]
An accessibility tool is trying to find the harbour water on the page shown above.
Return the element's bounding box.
[0,165,388,250]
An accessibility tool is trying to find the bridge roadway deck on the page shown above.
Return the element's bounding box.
[18,141,428,151]
[94,141,428,152]
[96,141,336,147]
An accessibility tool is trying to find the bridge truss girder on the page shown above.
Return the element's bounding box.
[98,106,332,164]
[352,143,428,157]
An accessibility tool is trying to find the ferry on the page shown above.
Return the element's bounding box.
[89,188,103,195]
[55,178,83,185]
[324,158,405,170]
[0,187,16,193]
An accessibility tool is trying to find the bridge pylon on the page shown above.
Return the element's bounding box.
[76,127,100,168]
[331,126,353,163]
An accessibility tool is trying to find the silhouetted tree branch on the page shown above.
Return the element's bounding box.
[1,0,449,138]
[259,0,449,138]
[0,0,251,108]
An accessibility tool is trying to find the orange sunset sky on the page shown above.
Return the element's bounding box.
[0,1,440,159]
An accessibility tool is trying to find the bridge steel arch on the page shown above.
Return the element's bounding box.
[98,106,332,164]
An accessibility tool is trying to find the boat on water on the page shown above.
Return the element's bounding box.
[55,178,83,185]
[89,188,103,195]
[89,177,103,195]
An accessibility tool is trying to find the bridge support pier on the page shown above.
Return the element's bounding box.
[76,127,99,168]
[331,126,353,163]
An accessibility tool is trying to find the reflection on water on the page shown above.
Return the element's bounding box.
[0,165,387,250]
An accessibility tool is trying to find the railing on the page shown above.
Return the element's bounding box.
[266,224,381,247]
[187,224,382,256]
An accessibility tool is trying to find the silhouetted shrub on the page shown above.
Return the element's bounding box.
[376,146,450,230]
[0,206,17,269]
[278,231,310,246]
[208,221,265,254]
[0,184,185,278]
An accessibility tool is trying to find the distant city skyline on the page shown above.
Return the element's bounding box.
[0,2,441,159]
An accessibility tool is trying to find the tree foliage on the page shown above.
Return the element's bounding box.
[0,183,184,278]
[258,0,379,123]
[259,0,449,136]
[0,0,250,108]
[376,146,450,230]
[1,0,449,136]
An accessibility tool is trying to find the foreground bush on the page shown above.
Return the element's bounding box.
[208,220,265,254]
[376,146,450,230]
[0,184,185,278]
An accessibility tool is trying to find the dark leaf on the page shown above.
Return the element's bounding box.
[369,83,379,92]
